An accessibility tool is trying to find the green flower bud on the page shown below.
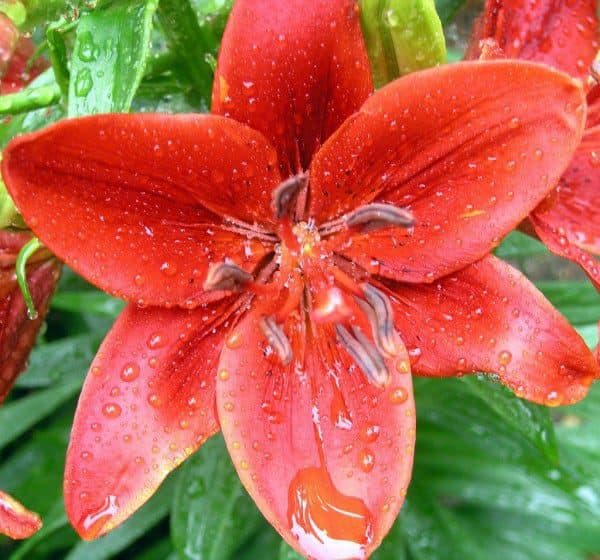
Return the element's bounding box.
[360,0,447,88]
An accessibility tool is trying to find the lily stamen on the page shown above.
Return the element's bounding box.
[361,284,401,357]
[271,173,308,219]
[260,315,293,365]
[336,324,390,388]
[346,203,415,233]
[203,261,253,292]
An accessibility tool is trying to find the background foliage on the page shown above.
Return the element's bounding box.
[0,0,598,558]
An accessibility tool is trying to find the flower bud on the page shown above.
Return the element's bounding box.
[359,0,446,88]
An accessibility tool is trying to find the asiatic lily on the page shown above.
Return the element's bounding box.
[2,0,599,557]
[0,12,46,94]
[468,0,600,288]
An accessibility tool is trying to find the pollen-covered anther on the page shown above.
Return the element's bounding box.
[346,203,415,233]
[360,284,401,357]
[259,315,293,365]
[271,172,308,219]
[203,261,253,292]
[336,324,390,388]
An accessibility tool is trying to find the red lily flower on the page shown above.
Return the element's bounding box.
[0,490,42,539]
[0,13,47,94]
[468,0,600,288]
[2,1,599,557]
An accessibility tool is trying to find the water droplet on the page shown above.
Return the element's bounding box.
[82,495,119,537]
[120,362,140,382]
[102,403,122,419]
[358,449,375,473]
[389,387,408,404]
[148,393,162,408]
[218,369,230,381]
[225,331,243,349]
[498,350,512,366]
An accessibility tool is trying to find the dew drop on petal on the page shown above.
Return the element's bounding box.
[120,362,140,382]
[102,403,122,419]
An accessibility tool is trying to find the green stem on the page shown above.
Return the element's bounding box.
[16,237,42,320]
[0,83,61,115]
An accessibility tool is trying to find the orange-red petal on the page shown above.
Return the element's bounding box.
[216,301,415,559]
[313,61,585,282]
[212,0,372,175]
[63,299,242,539]
[2,114,279,307]
[529,109,600,288]
[1,232,60,403]
[0,490,42,539]
[386,255,599,406]
[467,0,598,79]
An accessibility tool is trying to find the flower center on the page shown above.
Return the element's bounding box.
[204,173,416,388]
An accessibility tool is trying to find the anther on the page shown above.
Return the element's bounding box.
[361,284,400,357]
[203,262,252,292]
[260,315,293,365]
[346,203,415,232]
[271,173,308,219]
[336,324,390,388]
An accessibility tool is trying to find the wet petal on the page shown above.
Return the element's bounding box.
[2,114,279,307]
[313,61,586,282]
[212,0,372,175]
[1,232,60,403]
[216,302,415,559]
[0,490,42,539]
[0,14,47,94]
[386,255,599,405]
[467,0,598,79]
[529,122,600,288]
[63,299,245,539]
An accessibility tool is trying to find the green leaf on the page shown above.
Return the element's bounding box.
[171,435,263,560]
[0,379,81,450]
[68,0,159,116]
[434,0,469,24]
[51,291,125,318]
[460,376,558,462]
[65,474,176,560]
[157,0,232,108]
[360,0,446,88]
[15,333,100,389]
[537,281,600,326]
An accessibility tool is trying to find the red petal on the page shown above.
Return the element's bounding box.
[1,232,60,403]
[216,302,415,559]
[387,255,599,406]
[468,0,598,79]
[529,119,600,288]
[212,0,372,175]
[0,490,42,539]
[313,61,586,282]
[2,114,279,307]
[0,14,47,94]
[63,299,244,539]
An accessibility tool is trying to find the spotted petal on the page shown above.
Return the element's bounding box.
[2,114,280,307]
[217,300,415,559]
[467,0,598,79]
[63,299,246,539]
[386,255,599,405]
[212,0,372,175]
[0,491,42,539]
[313,60,585,282]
